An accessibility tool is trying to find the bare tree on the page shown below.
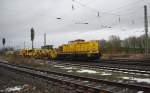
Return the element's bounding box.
[108,35,121,53]
[101,34,149,54]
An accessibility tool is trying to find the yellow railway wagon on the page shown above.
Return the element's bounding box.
[32,49,43,58]
[19,49,26,57]
[20,49,41,58]
[26,49,34,57]
[19,49,32,57]
[48,50,57,59]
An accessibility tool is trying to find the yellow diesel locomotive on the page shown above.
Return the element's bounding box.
[57,39,101,60]
[19,39,102,60]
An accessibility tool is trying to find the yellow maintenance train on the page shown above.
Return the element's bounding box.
[19,39,102,60]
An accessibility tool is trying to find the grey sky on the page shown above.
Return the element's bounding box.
[0,0,150,49]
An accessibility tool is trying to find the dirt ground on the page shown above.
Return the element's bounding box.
[0,66,76,93]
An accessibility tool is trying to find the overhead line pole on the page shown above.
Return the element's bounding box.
[144,5,149,56]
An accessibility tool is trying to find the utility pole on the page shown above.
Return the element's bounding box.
[144,5,149,56]
[44,33,46,46]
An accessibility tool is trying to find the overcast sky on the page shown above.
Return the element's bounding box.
[0,0,150,49]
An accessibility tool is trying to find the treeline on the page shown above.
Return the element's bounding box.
[100,34,150,54]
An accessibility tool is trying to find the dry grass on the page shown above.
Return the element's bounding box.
[101,53,150,60]
[1,55,49,68]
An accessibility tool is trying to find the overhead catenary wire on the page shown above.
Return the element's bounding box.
[107,0,150,16]
[78,1,147,17]
[72,0,121,16]
[70,0,149,30]
[72,0,148,17]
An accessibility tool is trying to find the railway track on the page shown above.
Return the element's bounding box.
[0,62,150,93]
[50,59,150,71]
[54,59,150,66]
[51,62,150,75]
[98,59,150,66]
